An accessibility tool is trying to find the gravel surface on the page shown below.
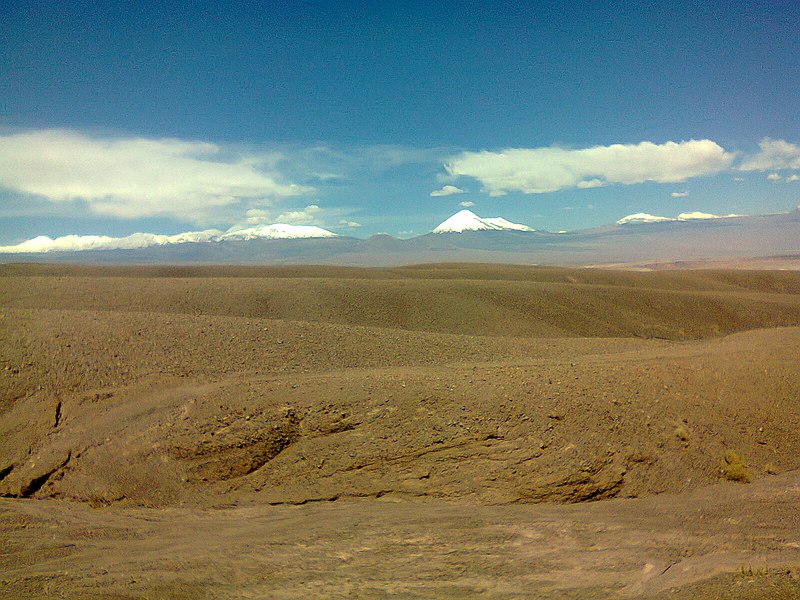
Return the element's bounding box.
[2,264,799,597]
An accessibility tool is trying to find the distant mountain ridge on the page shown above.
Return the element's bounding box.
[1,207,799,267]
[0,223,337,253]
[616,211,743,225]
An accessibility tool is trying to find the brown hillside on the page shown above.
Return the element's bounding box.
[2,264,799,597]
[3,264,800,341]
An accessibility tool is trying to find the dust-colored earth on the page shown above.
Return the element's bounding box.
[1,263,799,598]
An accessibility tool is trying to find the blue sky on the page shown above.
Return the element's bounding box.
[1,0,799,244]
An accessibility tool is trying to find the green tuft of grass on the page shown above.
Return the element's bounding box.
[720,450,750,483]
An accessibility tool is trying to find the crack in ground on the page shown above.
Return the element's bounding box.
[19,452,72,498]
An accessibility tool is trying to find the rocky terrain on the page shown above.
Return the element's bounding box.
[1,263,799,597]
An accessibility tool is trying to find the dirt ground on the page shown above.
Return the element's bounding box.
[1,263,799,597]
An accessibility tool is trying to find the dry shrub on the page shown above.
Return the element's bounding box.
[720,450,750,483]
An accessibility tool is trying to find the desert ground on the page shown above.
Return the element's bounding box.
[1,263,799,598]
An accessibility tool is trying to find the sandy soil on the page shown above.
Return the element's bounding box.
[2,472,799,598]
[588,255,800,271]
[1,264,799,597]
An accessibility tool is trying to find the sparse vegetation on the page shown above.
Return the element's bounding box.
[721,450,750,482]
[739,563,769,577]
[737,563,800,580]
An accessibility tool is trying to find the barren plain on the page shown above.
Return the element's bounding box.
[2,263,800,598]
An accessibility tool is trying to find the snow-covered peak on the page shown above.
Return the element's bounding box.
[433,210,490,233]
[482,217,534,231]
[616,213,675,225]
[617,211,745,225]
[220,223,337,240]
[677,211,743,220]
[0,224,336,253]
[432,210,534,233]
[0,230,222,253]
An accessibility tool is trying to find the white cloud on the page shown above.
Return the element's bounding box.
[444,140,735,196]
[311,172,342,181]
[338,219,362,228]
[430,185,465,197]
[787,174,800,182]
[576,179,606,189]
[458,201,475,207]
[767,173,783,181]
[671,191,689,197]
[740,138,800,172]
[275,204,323,224]
[235,203,362,232]
[244,208,271,224]
[0,129,312,222]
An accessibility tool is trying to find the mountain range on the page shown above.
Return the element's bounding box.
[1,208,799,267]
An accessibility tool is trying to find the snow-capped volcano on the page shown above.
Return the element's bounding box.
[432,210,534,233]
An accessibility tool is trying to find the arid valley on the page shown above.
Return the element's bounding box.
[1,263,799,598]
[4,0,800,597]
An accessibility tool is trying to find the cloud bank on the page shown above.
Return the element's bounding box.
[338,219,362,228]
[233,203,360,232]
[275,204,323,224]
[740,138,800,172]
[0,129,311,222]
[444,140,735,196]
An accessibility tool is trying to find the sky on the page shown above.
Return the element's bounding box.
[1,0,799,245]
